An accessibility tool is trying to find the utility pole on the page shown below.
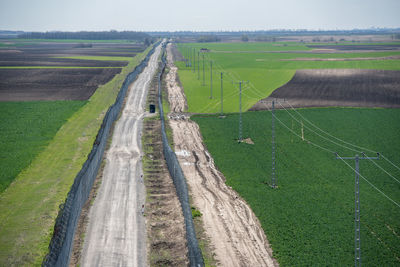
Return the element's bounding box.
[235,81,248,142]
[192,48,195,72]
[197,51,200,80]
[220,72,223,116]
[202,53,205,86]
[188,47,191,67]
[259,98,285,188]
[271,100,276,188]
[210,61,213,99]
[335,152,379,267]
[185,47,188,67]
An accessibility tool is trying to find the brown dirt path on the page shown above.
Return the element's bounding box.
[166,43,278,267]
[166,43,187,113]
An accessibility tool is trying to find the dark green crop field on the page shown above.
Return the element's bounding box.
[0,101,85,193]
[193,108,400,266]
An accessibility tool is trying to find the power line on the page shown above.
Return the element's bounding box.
[338,157,400,209]
[335,152,380,267]
[281,101,400,184]
[191,46,400,206]
[220,72,224,116]
[234,81,248,142]
[210,60,213,99]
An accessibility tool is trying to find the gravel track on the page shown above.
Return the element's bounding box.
[80,44,161,267]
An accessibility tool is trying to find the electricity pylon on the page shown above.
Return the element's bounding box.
[335,152,379,267]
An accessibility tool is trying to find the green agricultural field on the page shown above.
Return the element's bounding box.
[0,101,85,193]
[176,42,400,113]
[193,108,400,266]
[0,45,153,266]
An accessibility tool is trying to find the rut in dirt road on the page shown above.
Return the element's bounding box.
[170,119,277,267]
[80,44,162,267]
[166,44,278,267]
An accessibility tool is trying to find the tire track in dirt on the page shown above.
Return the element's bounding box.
[166,44,278,267]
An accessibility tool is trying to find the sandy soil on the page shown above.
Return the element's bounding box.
[251,69,400,110]
[166,44,278,267]
[80,44,161,266]
[166,43,187,113]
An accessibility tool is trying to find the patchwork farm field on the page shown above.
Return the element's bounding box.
[175,41,400,266]
[193,108,400,266]
[0,39,152,265]
[176,42,400,113]
[0,39,146,101]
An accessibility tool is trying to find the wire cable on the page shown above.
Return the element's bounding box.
[338,157,400,209]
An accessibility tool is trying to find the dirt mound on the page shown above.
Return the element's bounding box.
[250,69,400,110]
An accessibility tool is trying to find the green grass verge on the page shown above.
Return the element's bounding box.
[176,43,400,113]
[0,101,86,193]
[192,108,400,266]
[0,45,153,266]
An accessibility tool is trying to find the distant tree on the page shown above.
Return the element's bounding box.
[18,31,151,42]
[197,35,221,43]
[241,34,249,42]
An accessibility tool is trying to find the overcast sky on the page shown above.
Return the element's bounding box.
[0,0,399,32]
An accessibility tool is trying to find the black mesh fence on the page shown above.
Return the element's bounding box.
[42,42,159,267]
[157,43,204,267]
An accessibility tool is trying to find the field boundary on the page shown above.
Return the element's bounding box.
[42,43,159,266]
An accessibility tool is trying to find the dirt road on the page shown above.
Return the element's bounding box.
[80,44,161,267]
[166,43,187,113]
[166,45,277,267]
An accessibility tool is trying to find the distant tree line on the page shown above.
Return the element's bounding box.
[197,35,221,43]
[392,33,400,40]
[18,30,152,42]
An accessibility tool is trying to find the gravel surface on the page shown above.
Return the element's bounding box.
[80,44,161,267]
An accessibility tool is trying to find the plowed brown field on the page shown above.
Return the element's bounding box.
[250,69,400,110]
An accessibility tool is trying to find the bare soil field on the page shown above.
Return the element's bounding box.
[0,42,144,67]
[307,44,400,51]
[0,68,122,101]
[0,41,146,101]
[250,69,400,110]
[281,55,400,61]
